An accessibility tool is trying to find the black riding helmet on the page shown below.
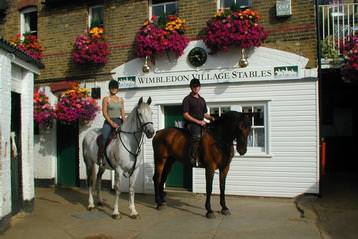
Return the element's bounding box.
[190,78,201,87]
[108,79,119,89]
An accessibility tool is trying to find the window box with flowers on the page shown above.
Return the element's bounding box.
[72,26,110,65]
[10,32,44,61]
[55,84,100,125]
[33,89,55,129]
[134,15,189,71]
[340,35,358,84]
[203,6,268,67]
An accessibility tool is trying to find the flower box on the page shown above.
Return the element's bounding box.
[134,15,189,60]
[203,8,268,54]
[72,27,110,65]
[10,33,44,61]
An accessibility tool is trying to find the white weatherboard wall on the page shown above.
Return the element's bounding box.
[0,49,39,221]
[34,87,57,180]
[107,41,319,197]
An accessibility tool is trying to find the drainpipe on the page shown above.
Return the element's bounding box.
[315,0,323,197]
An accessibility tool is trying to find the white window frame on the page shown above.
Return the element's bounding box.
[88,5,104,28]
[208,101,269,156]
[20,7,37,36]
[217,0,252,9]
[149,0,178,18]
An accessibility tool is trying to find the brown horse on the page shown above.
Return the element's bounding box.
[152,111,251,218]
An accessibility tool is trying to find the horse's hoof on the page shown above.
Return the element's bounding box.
[156,203,166,210]
[206,211,216,219]
[88,205,95,211]
[97,201,104,207]
[221,208,231,216]
[130,214,139,219]
[112,214,120,219]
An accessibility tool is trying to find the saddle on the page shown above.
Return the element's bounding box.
[96,129,118,149]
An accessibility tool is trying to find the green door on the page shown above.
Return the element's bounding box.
[164,106,192,190]
[57,122,79,187]
[11,92,23,214]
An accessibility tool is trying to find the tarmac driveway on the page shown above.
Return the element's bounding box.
[0,187,322,239]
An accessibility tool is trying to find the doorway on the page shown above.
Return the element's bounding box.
[164,105,192,190]
[57,122,79,187]
[10,92,23,215]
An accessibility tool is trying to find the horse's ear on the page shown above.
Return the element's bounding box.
[147,97,152,105]
[138,97,143,105]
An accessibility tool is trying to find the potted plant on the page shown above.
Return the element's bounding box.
[321,36,341,65]
[72,26,110,65]
[10,32,44,61]
[134,15,189,71]
[55,84,100,125]
[202,6,268,67]
[33,89,55,129]
[340,35,358,84]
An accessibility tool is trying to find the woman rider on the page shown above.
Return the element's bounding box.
[98,80,126,166]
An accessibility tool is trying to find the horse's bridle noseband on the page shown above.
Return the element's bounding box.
[136,109,153,130]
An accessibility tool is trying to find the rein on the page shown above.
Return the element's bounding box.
[114,108,153,177]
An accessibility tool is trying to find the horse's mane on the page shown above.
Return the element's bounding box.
[208,111,250,142]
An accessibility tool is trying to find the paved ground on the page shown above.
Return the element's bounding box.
[1,174,357,239]
[1,187,321,239]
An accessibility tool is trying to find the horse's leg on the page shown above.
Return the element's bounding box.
[128,168,140,218]
[112,169,121,219]
[205,167,215,219]
[86,163,96,210]
[96,166,105,206]
[153,159,166,209]
[219,165,231,215]
[159,158,174,203]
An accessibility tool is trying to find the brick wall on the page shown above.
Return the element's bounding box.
[0,0,318,80]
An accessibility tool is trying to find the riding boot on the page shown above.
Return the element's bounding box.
[97,137,105,167]
[190,138,201,167]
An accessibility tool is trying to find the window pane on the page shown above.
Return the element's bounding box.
[165,3,177,15]
[152,0,170,4]
[221,106,231,114]
[247,131,253,147]
[223,0,235,8]
[24,11,37,34]
[152,5,165,17]
[210,107,220,119]
[91,6,104,27]
[253,106,264,126]
[253,128,265,147]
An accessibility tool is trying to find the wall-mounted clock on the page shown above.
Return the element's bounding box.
[188,47,207,67]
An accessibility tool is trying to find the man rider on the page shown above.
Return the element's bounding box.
[182,78,214,167]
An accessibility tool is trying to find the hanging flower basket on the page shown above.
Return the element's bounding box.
[203,7,268,54]
[10,33,44,61]
[55,84,100,125]
[33,89,55,128]
[134,15,189,60]
[340,35,358,84]
[71,26,110,65]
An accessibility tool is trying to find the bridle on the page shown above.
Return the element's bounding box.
[114,106,153,176]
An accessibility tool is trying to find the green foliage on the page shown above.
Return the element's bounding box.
[321,37,340,59]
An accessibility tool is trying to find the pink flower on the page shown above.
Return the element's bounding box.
[203,8,268,53]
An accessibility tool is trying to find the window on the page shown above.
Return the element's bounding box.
[150,0,178,17]
[209,105,231,119]
[218,0,252,9]
[209,103,267,155]
[242,105,266,153]
[20,7,37,36]
[89,5,104,28]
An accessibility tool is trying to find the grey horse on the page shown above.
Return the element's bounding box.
[82,97,155,218]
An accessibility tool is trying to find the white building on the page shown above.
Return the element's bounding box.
[34,41,319,198]
[0,38,43,231]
